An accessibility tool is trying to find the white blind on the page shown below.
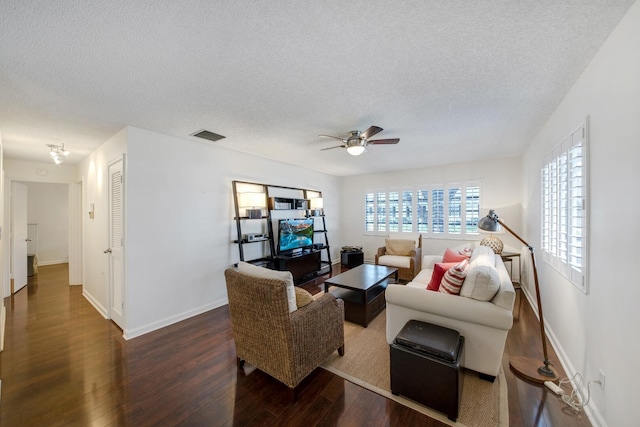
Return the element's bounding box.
[364,182,481,237]
[541,122,588,292]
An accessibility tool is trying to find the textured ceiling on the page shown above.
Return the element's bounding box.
[0,1,634,176]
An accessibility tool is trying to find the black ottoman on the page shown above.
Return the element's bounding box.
[390,320,464,421]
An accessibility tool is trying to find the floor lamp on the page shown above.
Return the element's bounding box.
[477,210,557,384]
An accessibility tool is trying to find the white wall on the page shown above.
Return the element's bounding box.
[25,182,69,265]
[77,128,128,318]
[0,128,5,349]
[338,156,523,261]
[521,2,640,426]
[84,126,341,339]
[3,160,76,183]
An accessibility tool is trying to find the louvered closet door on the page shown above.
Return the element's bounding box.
[108,157,125,328]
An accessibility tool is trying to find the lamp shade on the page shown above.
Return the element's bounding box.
[477,209,500,232]
[238,192,266,208]
[310,197,323,209]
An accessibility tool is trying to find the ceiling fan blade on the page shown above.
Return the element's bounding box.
[320,145,345,151]
[361,126,383,139]
[368,138,400,145]
[319,134,347,142]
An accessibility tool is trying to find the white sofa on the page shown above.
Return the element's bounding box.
[385,245,516,380]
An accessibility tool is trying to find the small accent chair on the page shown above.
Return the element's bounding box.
[224,268,345,398]
[375,232,422,281]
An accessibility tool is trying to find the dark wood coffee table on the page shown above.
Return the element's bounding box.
[324,264,398,327]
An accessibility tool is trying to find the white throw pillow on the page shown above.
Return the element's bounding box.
[237,262,297,313]
[469,245,496,265]
[460,245,500,301]
[460,265,500,301]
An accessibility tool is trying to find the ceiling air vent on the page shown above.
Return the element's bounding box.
[191,129,226,142]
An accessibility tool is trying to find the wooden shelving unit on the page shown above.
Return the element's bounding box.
[232,180,332,282]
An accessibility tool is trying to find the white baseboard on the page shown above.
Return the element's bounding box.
[519,287,606,427]
[82,290,108,319]
[36,259,70,266]
[123,298,229,340]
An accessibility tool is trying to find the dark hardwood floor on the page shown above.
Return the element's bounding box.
[0,264,591,426]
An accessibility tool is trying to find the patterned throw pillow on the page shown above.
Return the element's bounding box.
[439,259,470,295]
[458,247,473,258]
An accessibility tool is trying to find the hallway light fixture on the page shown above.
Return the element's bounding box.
[47,143,70,164]
[477,209,557,384]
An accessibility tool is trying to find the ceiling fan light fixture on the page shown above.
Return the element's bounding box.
[346,145,366,156]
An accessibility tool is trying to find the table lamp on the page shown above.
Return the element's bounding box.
[239,192,266,219]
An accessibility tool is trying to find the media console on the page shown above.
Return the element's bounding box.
[274,250,321,282]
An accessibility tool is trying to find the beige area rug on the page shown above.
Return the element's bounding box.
[321,311,508,427]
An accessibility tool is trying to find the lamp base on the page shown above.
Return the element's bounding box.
[509,356,557,384]
[246,209,262,219]
[480,235,504,254]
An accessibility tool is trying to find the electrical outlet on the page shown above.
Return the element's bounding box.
[598,369,606,390]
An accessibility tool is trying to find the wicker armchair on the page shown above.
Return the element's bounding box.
[375,232,423,281]
[224,269,344,396]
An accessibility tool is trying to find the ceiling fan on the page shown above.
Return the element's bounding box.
[319,125,400,156]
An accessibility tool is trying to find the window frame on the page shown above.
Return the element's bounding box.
[364,181,482,239]
[541,120,589,293]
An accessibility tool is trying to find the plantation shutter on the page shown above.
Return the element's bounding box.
[541,122,588,292]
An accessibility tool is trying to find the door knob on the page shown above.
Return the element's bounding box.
[104,248,112,254]
[25,238,32,242]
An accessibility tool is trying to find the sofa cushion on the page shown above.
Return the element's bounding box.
[238,261,297,313]
[385,239,415,256]
[426,262,457,291]
[442,247,470,263]
[439,259,469,295]
[413,267,434,285]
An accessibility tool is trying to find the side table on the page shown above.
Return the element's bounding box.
[341,250,364,268]
[500,252,521,289]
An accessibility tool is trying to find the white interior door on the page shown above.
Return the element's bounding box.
[27,224,38,255]
[108,158,125,328]
[12,182,28,293]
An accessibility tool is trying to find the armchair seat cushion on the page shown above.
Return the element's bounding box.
[377,254,412,269]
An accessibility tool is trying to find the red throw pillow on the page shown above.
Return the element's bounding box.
[442,248,469,263]
[426,262,458,291]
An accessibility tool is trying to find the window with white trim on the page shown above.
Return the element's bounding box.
[541,121,588,292]
[365,182,481,237]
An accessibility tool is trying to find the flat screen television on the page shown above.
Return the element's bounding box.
[278,218,314,253]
